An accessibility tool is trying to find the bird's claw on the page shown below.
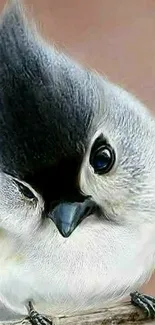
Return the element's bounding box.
[27,301,52,325]
[130,291,155,319]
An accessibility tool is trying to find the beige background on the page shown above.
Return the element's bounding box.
[0,0,155,296]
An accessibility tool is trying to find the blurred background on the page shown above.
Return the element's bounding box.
[0,0,155,316]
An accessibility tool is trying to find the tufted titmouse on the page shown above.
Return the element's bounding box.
[0,1,155,324]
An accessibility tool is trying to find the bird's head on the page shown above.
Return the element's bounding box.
[0,1,155,239]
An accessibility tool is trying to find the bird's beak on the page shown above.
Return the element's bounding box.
[48,199,96,237]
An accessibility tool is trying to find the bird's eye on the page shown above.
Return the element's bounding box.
[90,144,115,175]
[14,180,36,200]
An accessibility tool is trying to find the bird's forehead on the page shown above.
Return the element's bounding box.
[0,62,98,180]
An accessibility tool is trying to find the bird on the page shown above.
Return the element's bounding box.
[0,1,155,324]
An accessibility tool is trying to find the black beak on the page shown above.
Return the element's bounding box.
[48,198,96,237]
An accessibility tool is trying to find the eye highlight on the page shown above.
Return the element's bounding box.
[90,136,115,175]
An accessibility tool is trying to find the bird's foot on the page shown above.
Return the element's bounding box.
[27,301,52,325]
[130,291,155,318]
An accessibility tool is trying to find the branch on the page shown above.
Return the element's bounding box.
[0,302,154,325]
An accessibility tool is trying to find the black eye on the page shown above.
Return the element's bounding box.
[15,181,36,200]
[90,144,115,175]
